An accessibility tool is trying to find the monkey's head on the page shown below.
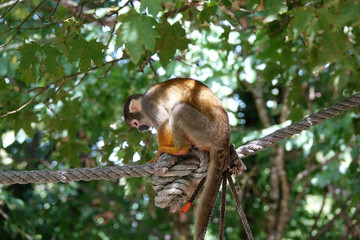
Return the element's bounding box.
[123,94,153,132]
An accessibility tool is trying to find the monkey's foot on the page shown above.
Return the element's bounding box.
[147,159,157,164]
[147,152,161,164]
[158,146,189,156]
[148,147,189,164]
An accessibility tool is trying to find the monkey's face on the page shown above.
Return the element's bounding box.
[124,95,153,132]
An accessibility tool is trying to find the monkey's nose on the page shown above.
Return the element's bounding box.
[139,125,149,132]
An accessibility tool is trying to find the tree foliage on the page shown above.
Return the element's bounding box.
[1,0,360,239]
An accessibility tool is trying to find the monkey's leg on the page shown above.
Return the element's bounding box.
[154,121,189,162]
[169,102,217,150]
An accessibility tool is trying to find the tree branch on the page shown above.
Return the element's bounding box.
[0,0,24,18]
[55,0,121,28]
[0,0,46,48]
[309,190,328,236]
[292,140,355,188]
[307,195,352,240]
[0,57,126,119]
[163,1,203,19]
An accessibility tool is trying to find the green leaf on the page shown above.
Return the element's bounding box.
[19,42,40,69]
[264,0,287,13]
[58,139,90,166]
[219,26,231,40]
[140,0,163,16]
[313,162,341,188]
[0,78,6,89]
[126,43,143,65]
[288,8,313,39]
[317,9,339,32]
[67,39,105,72]
[54,6,69,21]
[61,98,82,137]
[18,42,41,84]
[256,38,282,60]
[338,3,360,25]
[13,110,37,136]
[247,0,261,8]
[318,32,350,64]
[199,1,218,23]
[258,0,287,22]
[155,21,189,67]
[288,77,305,121]
[88,39,105,66]
[42,43,64,76]
[118,10,159,63]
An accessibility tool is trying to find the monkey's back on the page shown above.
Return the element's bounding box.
[145,78,228,122]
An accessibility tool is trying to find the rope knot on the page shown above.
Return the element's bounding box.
[149,148,209,212]
[149,145,246,212]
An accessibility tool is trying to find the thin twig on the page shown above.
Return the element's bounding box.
[0,0,46,48]
[0,57,126,119]
[0,0,22,18]
[289,180,310,218]
[149,61,159,82]
[0,87,48,118]
[162,2,203,19]
[292,140,356,188]
[307,196,351,240]
[309,190,327,236]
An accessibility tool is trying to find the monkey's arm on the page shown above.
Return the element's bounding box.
[151,121,189,162]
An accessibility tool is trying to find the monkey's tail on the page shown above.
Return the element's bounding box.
[194,147,228,240]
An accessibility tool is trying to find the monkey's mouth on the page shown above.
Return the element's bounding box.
[139,125,150,132]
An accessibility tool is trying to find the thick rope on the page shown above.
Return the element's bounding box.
[219,174,227,240]
[0,91,359,210]
[235,92,360,162]
[150,149,210,212]
[0,152,208,185]
[0,164,159,184]
[227,172,254,240]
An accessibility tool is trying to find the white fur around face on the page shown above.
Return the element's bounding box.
[129,99,142,113]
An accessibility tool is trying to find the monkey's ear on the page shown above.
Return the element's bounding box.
[129,99,142,113]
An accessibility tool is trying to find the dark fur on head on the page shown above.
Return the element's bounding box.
[123,94,143,125]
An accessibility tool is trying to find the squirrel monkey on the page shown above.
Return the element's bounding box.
[123,78,230,239]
